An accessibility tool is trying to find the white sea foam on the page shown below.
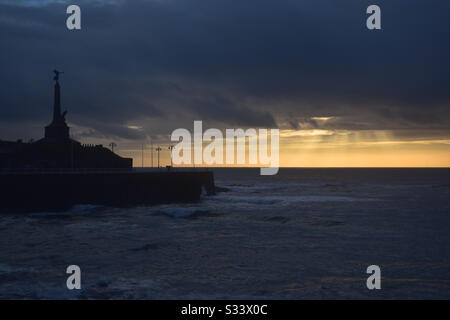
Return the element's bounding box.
[28,204,102,217]
[210,194,377,207]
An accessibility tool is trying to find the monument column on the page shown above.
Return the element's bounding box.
[44,70,70,141]
[53,80,61,122]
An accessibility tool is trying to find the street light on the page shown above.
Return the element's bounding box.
[168,145,174,167]
[156,146,162,168]
[109,142,117,153]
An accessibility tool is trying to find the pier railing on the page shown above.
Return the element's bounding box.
[0,167,211,174]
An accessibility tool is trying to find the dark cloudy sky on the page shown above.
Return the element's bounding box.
[1,0,449,166]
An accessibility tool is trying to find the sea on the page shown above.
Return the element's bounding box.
[0,168,449,299]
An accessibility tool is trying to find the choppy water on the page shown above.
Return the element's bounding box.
[0,168,449,299]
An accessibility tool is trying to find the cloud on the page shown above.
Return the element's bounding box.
[0,0,449,142]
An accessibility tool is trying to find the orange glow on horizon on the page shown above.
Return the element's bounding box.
[110,129,450,168]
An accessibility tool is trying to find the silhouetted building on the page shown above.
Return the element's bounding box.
[0,71,132,169]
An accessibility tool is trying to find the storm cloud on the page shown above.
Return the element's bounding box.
[1,0,449,141]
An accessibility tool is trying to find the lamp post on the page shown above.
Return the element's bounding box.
[109,142,117,153]
[168,145,174,167]
[150,138,154,168]
[141,144,144,168]
[156,146,162,168]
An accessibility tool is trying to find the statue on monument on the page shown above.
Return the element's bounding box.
[53,69,63,81]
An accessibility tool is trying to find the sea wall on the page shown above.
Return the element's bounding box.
[0,170,215,213]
